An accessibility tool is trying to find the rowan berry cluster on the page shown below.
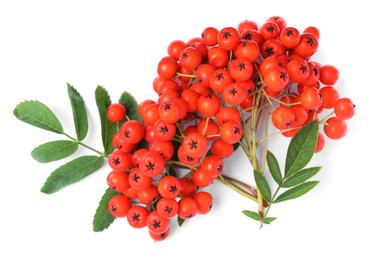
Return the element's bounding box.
[104,16,354,241]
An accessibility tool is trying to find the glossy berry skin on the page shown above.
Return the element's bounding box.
[280,27,300,49]
[149,228,170,241]
[137,184,159,204]
[179,177,197,197]
[319,65,339,85]
[182,132,208,158]
[319,86,339,109]
[197,93,221,117]
[108,151,133,172]
[218,27,240,51]
[158,176,182,199]
[153,118,176,141]
[179,47,202,70]
[156,197,179,219]
[157,56,178,79]
[272,106,295,130]
[294,33,319,57]
[128,167,153,190]
[200,155,224,178]
[178,197,199,219]
[191,167,214,187]
[211,138,234,158]
[120,120,145,144]
[300,87,322,110]
[127,206,149,229]
[107,171,130,192]
[219,121,243,144]
[263,66,289,92]
[139,151,165,177]
[193,192,213,214]
[147,211,170,234]
[108,194,131,218]
[334,98,355,120]
[324,117,347,140]
[107,103,126,123]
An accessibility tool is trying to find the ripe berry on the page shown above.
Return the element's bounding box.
[108,194,131,218]
[324,117,347,140]
[334,97,355,120]
[107,103,126,123]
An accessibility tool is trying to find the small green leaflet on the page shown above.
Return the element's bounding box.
[67,83,88,141]
[31,140,78,163]
[285,121,319,178]
[263,217,277,224]
[242,210,261,221]
[119,91,142,123]
[95,86,117,155]
[40,156,104,194]
[267,151,282,185]
[281,167,321,188]
[178,216,185,227]
[254,171,272,203]
[274,181,319,203]
[93,188,119,232]
[13,100,64,134]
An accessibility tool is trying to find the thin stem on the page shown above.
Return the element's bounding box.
[167,160,197,171]
[176,72,196,78]
[217,175,258,203]
[319,111,335,124]
[63,133,107,157]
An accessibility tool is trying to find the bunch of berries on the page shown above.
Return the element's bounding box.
[104,15,354,241]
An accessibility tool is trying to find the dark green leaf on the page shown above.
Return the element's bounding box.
[274,181,319,203]
[281,167,321,188]
[40,156,104,194]
[178,216,185,227]
[13,100,63,134]
[254,171,272,203]
[95,86,117,155]
[93,188,119,232]
[242,210,261,221]
[31,140,78,163]
[67,83,88,141]
[285,121,319,178]
[264,217,277,224]
[119,91,142,123]
[267,150,282,185]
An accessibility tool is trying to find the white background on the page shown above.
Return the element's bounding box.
[1,1,374,259]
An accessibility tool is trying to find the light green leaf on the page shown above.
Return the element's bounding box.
[31,140,78,163]
[93,188,119,232]
[274,181,319,203]
[242,210,261,221]
[67,83,88,141]
[254,171,272,203]
[285,121,319,178]
[119,91,142,123]
[281,167,321,188]
[40,156,104,194]
[267,150,282,185]
[264,217,277,224]
[95,86,117,155]
[13,100,64,134]
[178,216,186,227]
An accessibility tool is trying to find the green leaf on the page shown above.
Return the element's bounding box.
[67,83,88,141]
[31,140,78,163]
[274,181,319,203]
[178,216,185,227]
[119,91,142,123]
[285,121,319,178]
[254,171,272,203]
[264,217,277,224]
[267,150,282,185]
[95,86,117,155]
[40,156,104,194]
[242,210,261,221]
[93,188,119,232]
[13,100,64,134]
[281,167,321,188]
